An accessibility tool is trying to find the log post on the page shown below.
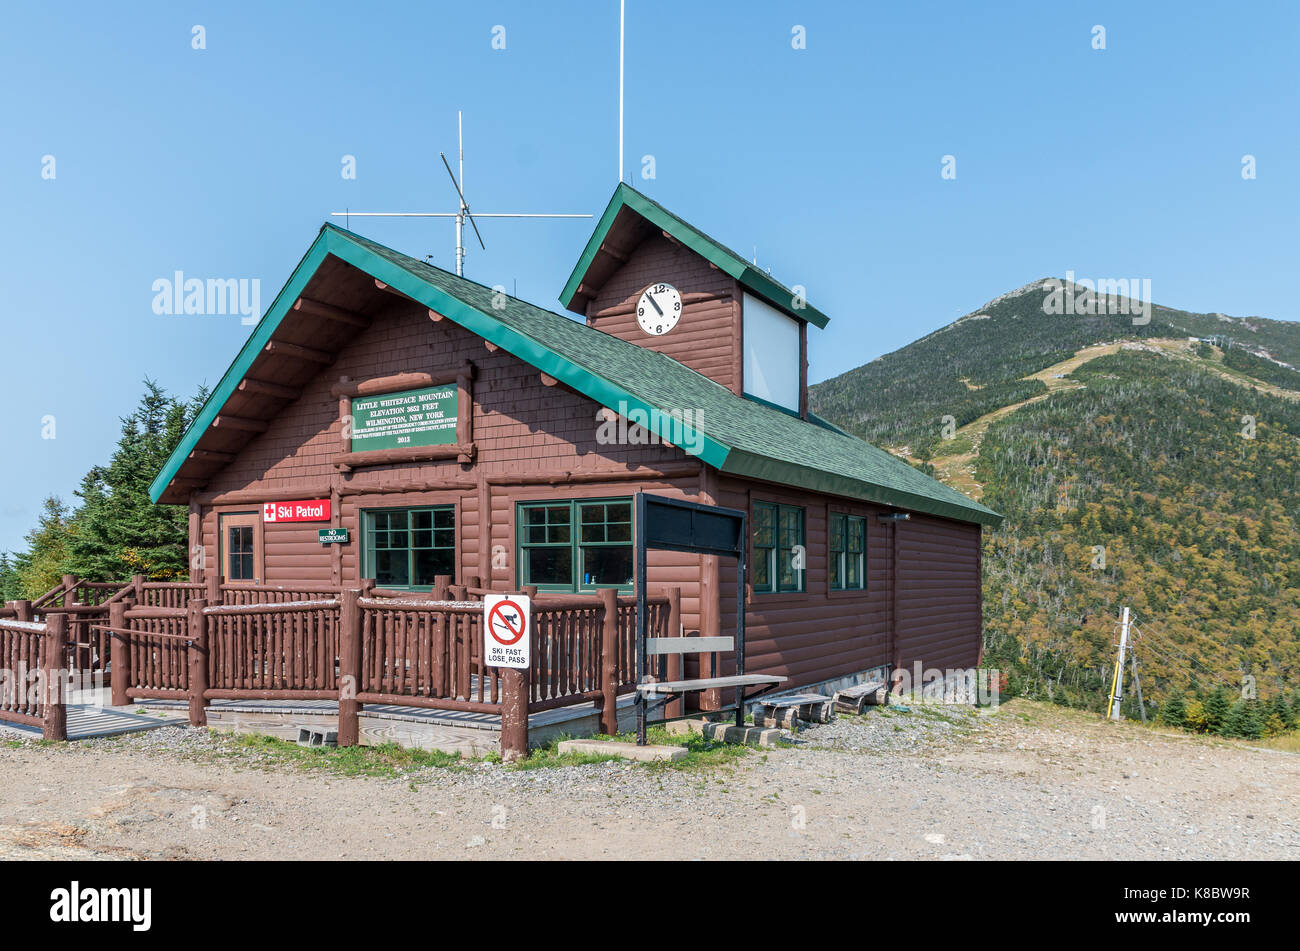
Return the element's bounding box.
[109,600,129,707]
[62,574,77,608]
[14,600,31,623]
[500,665,530,762]
[433,574,451,601]
[598,587,619,735]
[338,588,363,747]
[42,613,68,741]
[665,586,683,720]
[206,572,222,605]
[500,584,538,759]
[187,598,209,727]
[131,574,145,607]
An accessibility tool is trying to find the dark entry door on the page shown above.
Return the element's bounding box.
[220,511,264,585]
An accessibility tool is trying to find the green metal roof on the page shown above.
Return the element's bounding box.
[152,224,999,527]
[560,183,831,329]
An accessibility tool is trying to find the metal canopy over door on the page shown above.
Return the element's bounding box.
[634,492,782,743]
[220,511,264,585]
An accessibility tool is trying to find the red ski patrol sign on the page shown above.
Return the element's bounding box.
[484,594,531,669]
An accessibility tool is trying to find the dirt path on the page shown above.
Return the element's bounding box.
[1,701,1295,860]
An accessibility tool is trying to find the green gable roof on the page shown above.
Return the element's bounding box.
[560,183,830,329]
[151,224,998,527]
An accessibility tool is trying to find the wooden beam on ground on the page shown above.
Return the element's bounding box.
[293,297,371,328]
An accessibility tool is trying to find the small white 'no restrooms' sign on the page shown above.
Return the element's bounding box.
[483,594,531,669]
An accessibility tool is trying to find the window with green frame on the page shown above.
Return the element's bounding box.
[363,507,455,589]
[829,513,866,590]
[518,498,633,591]
[752,501,805,593]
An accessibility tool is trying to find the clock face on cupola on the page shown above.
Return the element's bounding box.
[636,282,682,336]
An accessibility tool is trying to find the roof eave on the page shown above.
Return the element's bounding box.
[720,448,1003,528]
[149,226,336,504]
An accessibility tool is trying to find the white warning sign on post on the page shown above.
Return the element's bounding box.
[484,594,531,669]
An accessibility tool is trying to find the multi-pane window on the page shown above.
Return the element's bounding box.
[830,513,866,590]
[227,526,255,580]
[364,507,455,589]
[752,501,805,593]
[519,499,633,591]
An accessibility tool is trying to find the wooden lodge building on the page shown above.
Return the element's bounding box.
[150,184,1001,702]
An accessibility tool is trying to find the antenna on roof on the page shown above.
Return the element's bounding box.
[331,111,592,278]
[619,0,625,183]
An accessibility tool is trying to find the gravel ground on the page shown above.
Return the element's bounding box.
[0,699,1296,860]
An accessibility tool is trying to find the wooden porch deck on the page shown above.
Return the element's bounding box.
[133,693,639,756]
[0,705,173,742]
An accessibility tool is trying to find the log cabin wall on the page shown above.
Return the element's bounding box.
[584,233,743,395]
[193,296,711,637]
[712,475,983,690]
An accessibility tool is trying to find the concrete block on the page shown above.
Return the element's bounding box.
[557,739,687,762]
[665,718,785,748]
[296,726,338,748]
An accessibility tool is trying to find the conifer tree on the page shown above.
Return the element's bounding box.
[64,381,205,581]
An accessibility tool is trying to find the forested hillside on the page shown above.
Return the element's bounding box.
[810,280,1300,731]
[810,279,1300,462]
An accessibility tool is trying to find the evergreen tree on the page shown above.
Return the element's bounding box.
[1224,699,1265,740]
[0,553,23,601]
[64,381,204,582]
[1271,693,1295,730]
[1203,688,1231,735]
[1159,693,1187,728]
[13,497,75,599]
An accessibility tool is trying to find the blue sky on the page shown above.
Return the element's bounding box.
[2,0,1297,552]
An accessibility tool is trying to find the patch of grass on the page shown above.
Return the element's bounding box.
[512,724,752,772]
[505,734,626,771]
[1247,732,1300,754]
[206,732,465,779]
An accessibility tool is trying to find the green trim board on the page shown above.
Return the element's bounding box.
[152,223,1000,528]
[560,183,831,329]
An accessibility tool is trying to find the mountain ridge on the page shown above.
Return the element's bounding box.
[808,282,1300,720]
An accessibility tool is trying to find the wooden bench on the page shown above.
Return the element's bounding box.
[636,635,785,730]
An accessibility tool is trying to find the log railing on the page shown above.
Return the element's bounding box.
[205,600,340,699]
[357,599,497,710]
[0,615,68,739]
[56,581,679,758]
[118,605,190,701]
